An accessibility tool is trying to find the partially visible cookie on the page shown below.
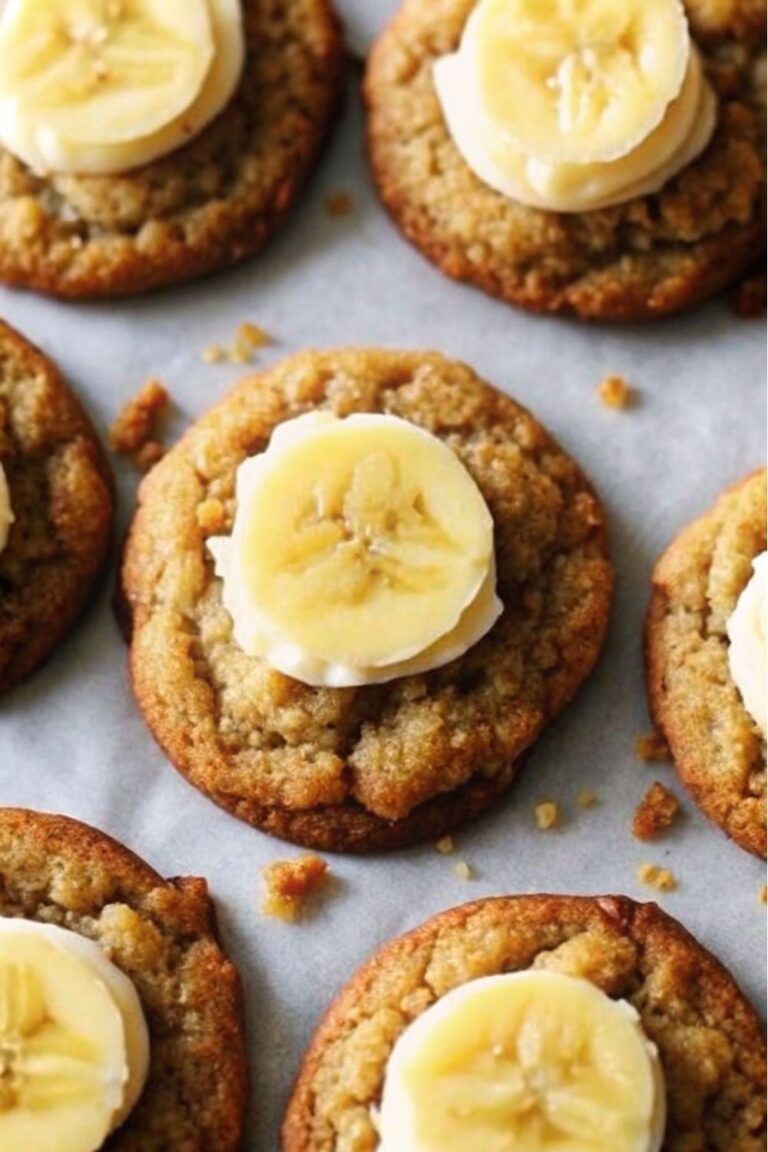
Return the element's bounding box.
[283,894,767,1151]
[0,320,113,695]
[646,470,767,858]
[365,0,766,321]
[0,0,344,299]
[0,807,248,1152]
[121,348,613,853]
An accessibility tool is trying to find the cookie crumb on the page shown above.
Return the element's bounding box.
[577,789,598,809]
[637,862,677,892]
[232,322,270,364]
[109,379,169,469]
[633,782,681,840]
[435,836,455,855]
[760,884,767,906]
[454,860,472,881]
[597,374,632,410]
[535,801,559,830]
[325,190,353,217]
[202,344,227,364]
[261,855,329,922]
[732,272,766,319]
[634,732,671,763]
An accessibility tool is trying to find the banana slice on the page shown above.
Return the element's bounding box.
[0,927,135,1152]
[208,413,502,686]
[470,0,690,164]
[0,461,13,555]
[727,551,768,736]
[378,971,666,1152]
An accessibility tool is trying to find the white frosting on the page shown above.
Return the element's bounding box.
[0,460,13,555]
[0,918,150,1132]
[434,1,717,213]
[208,412,503,688]
[727,551,767,736]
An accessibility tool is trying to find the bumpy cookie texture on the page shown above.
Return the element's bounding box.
[282,895,767,1152]
[0,320,113,694]
[646,470,767,858]
[0,809,247,1152]
[0,0,344,299]
[365,0,766,321]
[121,349,613,853]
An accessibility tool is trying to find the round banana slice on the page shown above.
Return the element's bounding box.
[220,413,498,675]
[727,550,767,736]
[470,0,690,165]
[0,929,132,1152]
[0,0,214,148]
[378,971,666,1152]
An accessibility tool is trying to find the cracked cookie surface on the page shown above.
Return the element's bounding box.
[365,0,766,321]
[0,319,113,695]
[0,0,344,299]
[282,895,767,1152]
[0,808,247,1152]
[121,348,613,853]
[646,469,767,858]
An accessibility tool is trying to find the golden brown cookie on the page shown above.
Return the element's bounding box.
[282,894,767,1151]
[0,319,113,695]
[646,470,767,858]
[0,808,248,1152]
[0,0,344,300]
[121,348,613,853]
[365,0,766,322]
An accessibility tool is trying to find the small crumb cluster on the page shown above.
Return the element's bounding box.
[434,836,455,855]
[261,854,329,922]
[203,323,270,366]
[637,862,677,893]
[577,790,599,809]
[635,732,671,762]
[109,378,169,472]
[325,190,354,217]
[454,860,472,881]
[597,374,632,410]
[633,782,681,841]
[535,801,559,830]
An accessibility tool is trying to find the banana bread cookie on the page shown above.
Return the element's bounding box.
[0,0,344,299]
[0,319,113,695]
[646,470,767,858]
[365,0,766,321]
[0,808,247,1152]
[121,348,613,853]
[283,894,767,1151]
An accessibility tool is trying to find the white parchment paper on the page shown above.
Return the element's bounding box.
[0,18,765,1148]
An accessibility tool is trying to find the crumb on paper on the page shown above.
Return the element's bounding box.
[435,836,455,855]
[202,344,227,364]
[634,732,671,763]
[454,860,472,881]
[261,855,329,922]
[633,781,681,841]
[597,374,632,410]
[325,190,354,218]
[577,789,598,809]
[535,801,559,830]
[732,272,766,319]
[637,862,677,893]
[760,884,767,906]
[232,322,270,364]
[109,378,169,469]
[196,497,227,534]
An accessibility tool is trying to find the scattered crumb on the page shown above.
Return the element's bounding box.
[637,862,677,893]
[577,789,599,809]
[634,732,671,763]
[633,781,681,841]
[454,860,472,881]
[202,344,227,364]
[732,272,766,319]
[760,884,767,906]
[435,836,455,855]
[597,374,632,410]
[196,497,227,535]
[261,855,329,922]
[203,324,271,366]
[535,801,559,830]
[325,190,353,217]
[109,378,169,470]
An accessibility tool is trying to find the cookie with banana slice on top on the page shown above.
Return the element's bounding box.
[0,808,247,1152]
[0,0,344,298]
[121,348,613,852]
[365,0,766,321]
[282,895,767,1152]
[0,319,113,695]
